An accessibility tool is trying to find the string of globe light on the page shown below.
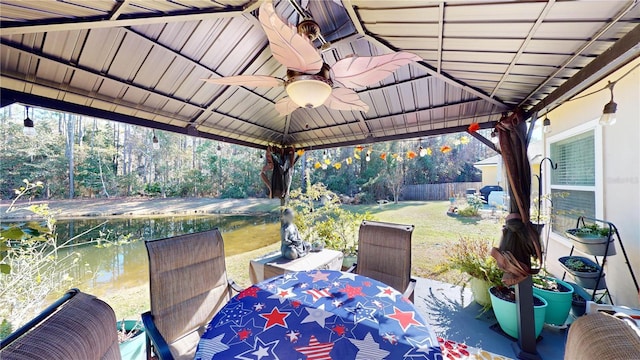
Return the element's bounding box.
[303,61,638,171]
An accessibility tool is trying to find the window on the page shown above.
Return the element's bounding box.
[548,125,601,234]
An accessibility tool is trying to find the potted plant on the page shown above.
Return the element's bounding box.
[117,319,146,358]
[559,256,606,290]
[565,224,615,256]
[438,238,503,308]
[489,286,548,339]
[532,274,574,326]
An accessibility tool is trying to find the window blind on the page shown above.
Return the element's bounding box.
[551,189,596,234]
[550,130,595,186]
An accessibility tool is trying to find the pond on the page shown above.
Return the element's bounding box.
[52,215,280,301]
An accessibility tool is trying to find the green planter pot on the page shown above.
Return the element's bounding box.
[342,255,357,270]
[532,277,574,326]
[565,229,616,256]
[469,277,492,307]
[489,287,547,339]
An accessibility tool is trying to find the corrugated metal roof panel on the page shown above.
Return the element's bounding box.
[1,0,636,148]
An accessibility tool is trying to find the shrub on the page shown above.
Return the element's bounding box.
[287,176,373,256]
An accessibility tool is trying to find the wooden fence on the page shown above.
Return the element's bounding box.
[401,182,481,201]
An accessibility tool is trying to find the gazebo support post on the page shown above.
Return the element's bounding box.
[512,277,541,360]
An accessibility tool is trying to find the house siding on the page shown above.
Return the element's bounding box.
[543,58,640,307]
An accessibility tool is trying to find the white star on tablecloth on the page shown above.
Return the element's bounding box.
[404,336,439,358]
[339,271,358,281]
[301,304,334,327]
[196,334,229,359]
[236,337,280,360]
[253,303,265,311]
[267,287,296,303]
[346,302,377,325]
[375,285,400,300]
[349,332,390,359]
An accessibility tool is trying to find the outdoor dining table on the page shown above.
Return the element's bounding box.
[195,270,442,359]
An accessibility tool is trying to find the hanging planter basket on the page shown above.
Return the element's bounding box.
[559,256,607,290]
[565,229,616,256]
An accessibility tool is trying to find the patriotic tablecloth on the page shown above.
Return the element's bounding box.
[196,270,442,360]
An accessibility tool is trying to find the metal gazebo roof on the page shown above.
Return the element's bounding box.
[1,0,638,149]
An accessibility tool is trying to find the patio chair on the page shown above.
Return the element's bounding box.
[349,220,417,301]
[0,289,121,360]
[141,229,241,360]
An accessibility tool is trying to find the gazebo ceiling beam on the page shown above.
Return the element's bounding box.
[0,88,266,149]
[518,1,639,108]
[490,0,555,97]
[526,24,640,117]
[302,121,499,151]
[124,28,274,105]
[467,130,500,154]
[288,98,486,135]
[344,1,508,110]
[1,39,283,138]
[0,5,248,36]
[355,75,431,94]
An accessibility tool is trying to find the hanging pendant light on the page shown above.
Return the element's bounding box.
[23,106,36,136]
[152,130,160,150]
[542,114,552,134]
[599,81,617,126]
[490,130,499,144]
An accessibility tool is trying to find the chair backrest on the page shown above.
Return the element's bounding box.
[1,289,121,360]
[146,229,231,359]
[357,220,414,293]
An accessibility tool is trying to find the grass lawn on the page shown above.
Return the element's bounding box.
[225,200,504,288]
[344,201,503,284]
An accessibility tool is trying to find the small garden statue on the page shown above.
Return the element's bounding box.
[281,208,311,260]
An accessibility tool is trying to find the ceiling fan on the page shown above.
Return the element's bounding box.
[203,0,421,116]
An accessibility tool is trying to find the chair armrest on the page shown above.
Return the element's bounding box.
[403,278,417,302]
[228,278,243,293]
[346,263,357,273]
[141,311,173,360]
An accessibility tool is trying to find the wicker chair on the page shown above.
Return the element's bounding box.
[0,289,121,360]
[141,229,241,360]
[349,220,416,301]
[565,312,640,360]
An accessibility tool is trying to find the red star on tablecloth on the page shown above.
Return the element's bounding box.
[342,284,364,298]
[291,300,302,308]
[237,328,252,340]
[332,324,346,336]
[238,286,259,299]
[259,308,290,330]
[295,335,335,360]
[362,281,372,287]
[388,307,421,332]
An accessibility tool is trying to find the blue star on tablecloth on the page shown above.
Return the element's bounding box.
[216,302,252,327]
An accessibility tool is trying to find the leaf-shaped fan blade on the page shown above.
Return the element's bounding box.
[331,52,422,88]
[324,88,369,112]
[275,97,300,116]
[202,75,283,88]
[259,1,323,74]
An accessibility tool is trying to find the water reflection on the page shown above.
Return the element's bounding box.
[49,215,279,298]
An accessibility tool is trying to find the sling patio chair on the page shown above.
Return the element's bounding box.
[141,229,241,360]
[349,220,417,301]
[0,289,121,360]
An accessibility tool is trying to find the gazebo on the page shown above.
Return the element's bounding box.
[1,1,639,358]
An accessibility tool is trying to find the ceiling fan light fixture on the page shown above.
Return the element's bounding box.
[285,75,332,109]
[297,19,321,41]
